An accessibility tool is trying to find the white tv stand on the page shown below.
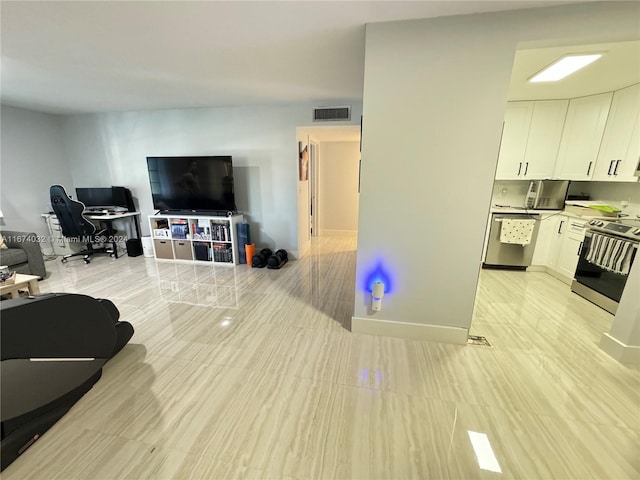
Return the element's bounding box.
[148,213,244,265]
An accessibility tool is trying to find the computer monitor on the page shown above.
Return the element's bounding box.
[75,186,134,211]
[75,187,114,207]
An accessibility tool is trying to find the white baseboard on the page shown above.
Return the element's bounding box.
[600,333,640,365]
[544,267,572,285]
[526,265,546,272]
[351,317,468,345]
[319,229,357,237]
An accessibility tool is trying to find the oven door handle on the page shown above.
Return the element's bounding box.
[586,229,639,248]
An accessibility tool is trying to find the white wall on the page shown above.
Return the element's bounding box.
[318,141,360,235]
[0,105,73,235]
[353,2,640,342]
[600,258,640,364]
[61,103,362,257]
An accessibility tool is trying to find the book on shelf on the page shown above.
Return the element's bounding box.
[171,224,189,239]
[212,223,230,242]
[154,219,169,230]
[212,244,232,262]
[192,219,212,240]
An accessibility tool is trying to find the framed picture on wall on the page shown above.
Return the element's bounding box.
[299,141,309,181]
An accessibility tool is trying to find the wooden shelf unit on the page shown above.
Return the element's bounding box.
[148,214,244,265]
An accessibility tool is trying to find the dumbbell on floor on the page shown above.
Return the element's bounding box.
[251,248,272,268]
[267,249,288,269]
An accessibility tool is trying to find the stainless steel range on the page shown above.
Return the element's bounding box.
[571,218,640,314]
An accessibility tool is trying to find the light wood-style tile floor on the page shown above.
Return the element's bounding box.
[4,236,639,479]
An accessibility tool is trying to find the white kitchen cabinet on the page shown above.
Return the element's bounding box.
[554,92,613,180]
[521,100,569,180]
[543,214,567,271]
[495,100,568,180]
[550,217,588,283]
[495,102,534,180]
[531,213,561,266]
[593,83,640,182]
[554,232,583,281]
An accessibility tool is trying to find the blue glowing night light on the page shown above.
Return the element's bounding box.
[363,260,393,294]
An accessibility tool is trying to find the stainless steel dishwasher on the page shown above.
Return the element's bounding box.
[483,213,541,268]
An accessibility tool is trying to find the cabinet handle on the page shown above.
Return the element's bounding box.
[613,159,621,175]
[586,161,593,176]
[557,220,564,234]
[524,162,529,176]
[517,162,522,176]
[607,160,614,175]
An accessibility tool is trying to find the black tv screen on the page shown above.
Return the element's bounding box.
[146,156,236,213]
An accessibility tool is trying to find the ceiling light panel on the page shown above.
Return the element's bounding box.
[529,54,603,83]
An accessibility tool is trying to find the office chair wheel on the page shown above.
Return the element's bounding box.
[84,259,91,264]
[61,258,68,263]
[109,253,115,258]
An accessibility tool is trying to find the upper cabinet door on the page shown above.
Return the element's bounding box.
[495,102,533,180]
[522,100,568,180]
[593,83,640,182]
[553,92,613,180]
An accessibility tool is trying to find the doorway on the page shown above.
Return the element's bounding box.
[309,140,319,237]
[472,40,640,338]
[295,125,361,257]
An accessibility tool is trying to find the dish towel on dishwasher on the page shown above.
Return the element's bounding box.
[499,219,536,246]
[586,233,634,275]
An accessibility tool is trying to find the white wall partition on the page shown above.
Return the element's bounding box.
[354,2,640,342]
[0,106,72,236]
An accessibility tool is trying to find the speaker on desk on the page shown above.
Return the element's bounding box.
[126,239,143,257]
[112,186,136,212]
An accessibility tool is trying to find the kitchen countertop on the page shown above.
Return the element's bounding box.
[490,205,562,215]
[490,205,615,221]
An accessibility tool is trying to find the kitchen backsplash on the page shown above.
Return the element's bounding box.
[491,180,639,217]
[569,181,639,218]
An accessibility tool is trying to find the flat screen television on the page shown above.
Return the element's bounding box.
[147,156,237,214]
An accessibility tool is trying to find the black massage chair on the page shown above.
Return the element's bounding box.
[0,293,134,471]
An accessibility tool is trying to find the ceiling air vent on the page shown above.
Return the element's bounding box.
[313,106,351,122]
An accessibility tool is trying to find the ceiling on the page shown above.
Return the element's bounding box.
[508,40,640,100]
[1,0,609,115]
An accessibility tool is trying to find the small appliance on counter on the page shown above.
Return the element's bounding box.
[564,201,621,218]
[524,180,569,210]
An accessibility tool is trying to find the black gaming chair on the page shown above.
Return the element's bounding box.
[0,293,134,471]
[49,185,114,264]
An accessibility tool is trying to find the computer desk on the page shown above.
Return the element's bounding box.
[85,211,141,258]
